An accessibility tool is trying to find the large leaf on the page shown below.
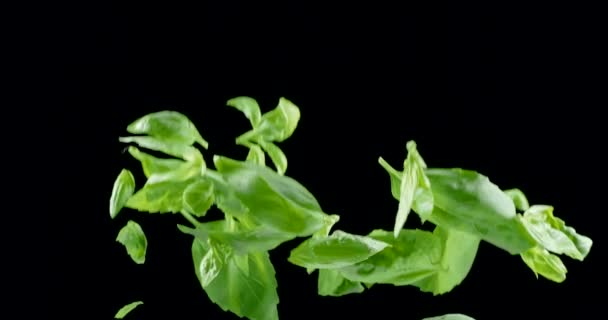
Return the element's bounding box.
[518,205,592,260]
[110,169,135,219]
[126,110,208,148]
[227,96,262,127]
[214,156,327,236]
[425,168,536,255]
[192,239,279,320]
[318,269,365,297]
[337,229,442,285]
[114,301,143,319]
[288,230,389,269]
[236,97,301,143]
[116,221,147,264]
[126,179,194,214]
[412,226,480,295]
[521,246,567,282]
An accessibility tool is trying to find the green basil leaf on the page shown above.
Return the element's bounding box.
[395,152,418,237]
[116,221,147,264]
[199,238,231,287]
[258,140,288,175]
[114,301,143,319]
[521,246,567,282]
[337,229,442,285]
[183,179,215,217]
[245,144,266,166]
[214,156,326,236]
[110,169,135,219]
[318,269,365,297]
[421,314,475,320]
[127,146,184,178]
[119,136,199,161]
[236,97,301,143]
[378,157,402,200]
[288,230,390,269]
[146,149,205,184]
[192,239,279,320]
[504,188,530,211]
[227,96,262,127]
[519,205,592,260]
[126,179,194,214]
[412,226,480,295]
[313,214,341,239]
[126,110,208,148]
[205,171,250,220]
[425,169,535,255]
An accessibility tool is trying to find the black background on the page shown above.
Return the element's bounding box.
[52,1,603,319]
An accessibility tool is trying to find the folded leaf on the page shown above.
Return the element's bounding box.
[258,140,287,175]
[127,146,184,178]
[518,205,592,260]
[119,136,199,161]
[114,301,143,319]
[116,221,147,264]
[288,230,389,269]
[199,238,231,287]
[183,179,215,217]
[318,269,365,297]
[126,179,195,214]
[313,214,341,239]
[412,226,480,295]
[227,96,262,127]
[245,144,266,166]
[214,156,327,236]
[192,239,279,320]
[126,110,208,148]
[521,246,567,282]
[337,229,442,285]
[110,169,135,219]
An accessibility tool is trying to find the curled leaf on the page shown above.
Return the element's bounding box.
[110,169,135,219]
[116,220,147,264]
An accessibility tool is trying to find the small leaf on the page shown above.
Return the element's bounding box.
[146,149,205,184]
[421,314,476,320]
[227,97,262,127]
[504,188,530,211]
[395,155,418,237]
[288,230,389,269]
[126,110,208,148]
[114,301,143,319]
[183,179,215,217]
[110,169,135,219]
[199,238,231,287]
[119,136,198,161]
[236,97,301,143]
[205,171,249,220]
[126,179,194,214]
[258,140,287,175]
[313,214,341,239]
[318,269,365,297]
[519,205,592,260]
[128,146,184,178]
[245,144,266,165]
[521,246,567,282]
[116,221,147,264]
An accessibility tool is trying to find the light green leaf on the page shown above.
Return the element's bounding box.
[126,110,208,148]
[236,97,301,143]
[205,171,250,220]
[421,314,475,320]
[337,229,442,285]
[425,168,536,255]
[519,205,592,260]
[119,136,199,161]
[258,140,288,175]
[183,179,215,217]
[521,246,567,282]
[227,96,262,127]
[146,149,205,184]
[199,238,231,287]
[288,230,390,269]
[126,179,194,214]
[378,157,402,200]
[178,222,295,255]
[192,239,279,320]
[114,301,143,319]
[313,214,341,239]
[110,169,135,219]
[245,144,266,166]
[318,269,365,296]
[395,152,419,237]
[412,226,480,295]
[214,156,327,236]
[116,221,147,264]
[504,188,530,211]
[127,146,184,178]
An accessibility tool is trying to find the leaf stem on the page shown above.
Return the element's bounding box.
[180,210,201,227]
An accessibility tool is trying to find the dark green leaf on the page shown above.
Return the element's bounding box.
[110,169,135,219]
[116,221,147,264]
[192,239,279,320]
[258,140,287,175]
[114,301,143,319]
[227,97,262,127]
[126,110,208,148]
[288,230,389,269]
[183,179,215,217]
[521,246,567,282]
[318,269,365,296]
